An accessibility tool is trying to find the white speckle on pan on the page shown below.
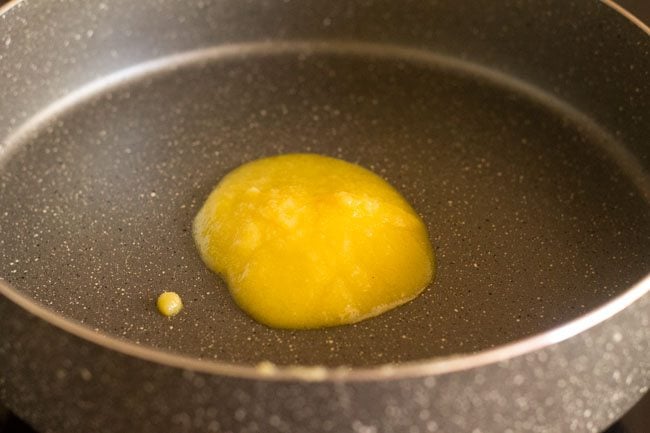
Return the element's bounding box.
[79,368,92,381]
[352,421,377,433]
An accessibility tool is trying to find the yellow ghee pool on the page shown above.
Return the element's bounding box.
[193,153,435,329]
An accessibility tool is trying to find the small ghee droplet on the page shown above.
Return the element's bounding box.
[156,291,183,317]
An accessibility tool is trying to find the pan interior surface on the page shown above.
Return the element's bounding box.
[0,43,648,367]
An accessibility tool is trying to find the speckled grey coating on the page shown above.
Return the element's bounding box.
[2,281,649,433]
[0,0,648,432]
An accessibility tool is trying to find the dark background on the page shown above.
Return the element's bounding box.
[0,0,648,432]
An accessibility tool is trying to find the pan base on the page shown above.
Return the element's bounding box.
[0,42,648,366]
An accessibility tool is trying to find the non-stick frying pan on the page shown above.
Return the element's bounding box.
[0,0,648,432]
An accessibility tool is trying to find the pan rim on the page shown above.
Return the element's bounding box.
[602,0,650,35]
[0,0,649,382]
[0,1,647,37]
[0,2,647,30]
[1,275,648,381]
[0,0,24,17]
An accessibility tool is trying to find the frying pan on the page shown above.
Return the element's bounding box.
[0,0,648,432]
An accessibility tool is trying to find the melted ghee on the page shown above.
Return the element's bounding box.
[193,153,434,329]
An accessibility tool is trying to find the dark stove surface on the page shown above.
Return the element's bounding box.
[606,391,650,433]
[0,0,648,432]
